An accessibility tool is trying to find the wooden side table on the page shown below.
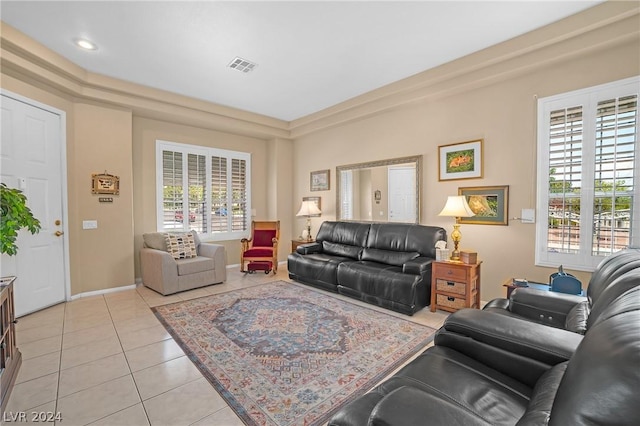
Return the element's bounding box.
[430,260,482,313]
[0,276,21,414]
[291,239,314,253]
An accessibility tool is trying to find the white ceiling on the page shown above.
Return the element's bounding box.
[1,1,603,121]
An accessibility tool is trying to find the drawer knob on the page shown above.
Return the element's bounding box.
[447,296,455,302]
[447,270,453,275]
[447,281,455,286]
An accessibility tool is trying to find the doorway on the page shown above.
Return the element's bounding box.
[388,166,417,223]
[1,92,68,317]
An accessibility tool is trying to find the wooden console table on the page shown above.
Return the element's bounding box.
[0,276,21,415]
[291,239,314,253]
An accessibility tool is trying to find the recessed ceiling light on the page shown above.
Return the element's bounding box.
[228,57,257,73]
[74,38,97,51]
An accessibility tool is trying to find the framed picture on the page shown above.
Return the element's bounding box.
[310,169,330,191]
[438,139,483,181]
[91,172,120,195]
[302,196,322,216]
[458,185,509,225]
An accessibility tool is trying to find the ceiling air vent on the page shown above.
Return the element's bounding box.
[228,57,257,73]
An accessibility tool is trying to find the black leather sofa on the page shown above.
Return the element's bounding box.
[330,263,640,425]
[482,247,640,332]
[287,221,446,315]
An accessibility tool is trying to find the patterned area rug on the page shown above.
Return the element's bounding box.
[152,281,436,426]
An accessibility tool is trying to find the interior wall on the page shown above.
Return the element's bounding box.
[131,117,271,277]
[73,102,135,292]
[291,38,639,301]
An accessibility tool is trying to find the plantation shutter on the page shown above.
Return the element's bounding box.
[547,106,583,254]
[188,153,207,233]
[211,156,228,233]
[162,150,183,230]
[592,95,637,255]
[231,158,248,232]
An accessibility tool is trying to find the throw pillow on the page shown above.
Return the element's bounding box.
[165,233,197,260]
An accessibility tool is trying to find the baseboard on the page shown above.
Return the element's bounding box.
[70,283,137,300]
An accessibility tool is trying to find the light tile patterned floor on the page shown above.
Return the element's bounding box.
[6,265,449,425]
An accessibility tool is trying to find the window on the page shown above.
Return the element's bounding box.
[536,77,639,271]
[156,140,251,240]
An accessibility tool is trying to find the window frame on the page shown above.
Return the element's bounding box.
[536,76,639,271]
[155,140,251,241]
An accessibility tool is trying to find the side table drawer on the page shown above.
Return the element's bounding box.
[433,263,467,282]
[435,279,467,296]
[436,294,467,311]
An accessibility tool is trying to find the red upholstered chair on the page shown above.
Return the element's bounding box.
[240,221,280,273]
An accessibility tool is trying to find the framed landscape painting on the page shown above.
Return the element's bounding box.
[310,169,330,191]
[438,139,483,181]
[458,185,509,225]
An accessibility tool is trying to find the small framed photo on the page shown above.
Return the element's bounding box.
[302,196,322,216]
[310,169,330,191]
[91,172,120,195]
[458,185,509,225]
[438,139,483,181]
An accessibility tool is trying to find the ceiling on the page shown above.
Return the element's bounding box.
[1,1,603,121]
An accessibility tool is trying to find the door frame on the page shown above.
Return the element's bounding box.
[2,89,71,303]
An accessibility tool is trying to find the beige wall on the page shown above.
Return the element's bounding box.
[291,38,639,301]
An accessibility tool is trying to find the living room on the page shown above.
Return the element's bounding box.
[1,1,638,425]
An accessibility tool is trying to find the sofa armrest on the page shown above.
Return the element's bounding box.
[140,247,179,295]
[435,309,582,387]
[368,386,489,426]
[402,257,433,275]
[296,242,322,255]
[198,243,226,281]
[509,288,586,328]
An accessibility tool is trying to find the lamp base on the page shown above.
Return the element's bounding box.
[449,224,462,261]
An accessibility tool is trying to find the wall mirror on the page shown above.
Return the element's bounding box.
[336,155,422,223]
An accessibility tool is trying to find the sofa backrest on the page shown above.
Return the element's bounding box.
[365,223,446,259]
[587,248,640,306]
[316,221,371,259]
[587,268,640,331]
[549,285,640,425]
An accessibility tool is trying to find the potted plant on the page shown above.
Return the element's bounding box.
[0,183,41,256]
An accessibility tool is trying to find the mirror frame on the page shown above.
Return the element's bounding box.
[336,155,422,223]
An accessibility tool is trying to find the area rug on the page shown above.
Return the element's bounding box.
[152,281,436,426]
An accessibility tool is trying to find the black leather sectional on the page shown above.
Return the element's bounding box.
[287,221,446,315]
[330,249,640,425]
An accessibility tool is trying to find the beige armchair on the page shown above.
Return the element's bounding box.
[140,230,226,295]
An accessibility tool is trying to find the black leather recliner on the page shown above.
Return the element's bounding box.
[483,248,640,331]
[329,269,640,426]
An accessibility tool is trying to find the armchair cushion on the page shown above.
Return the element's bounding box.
[243,247,274,257]
[253,229,276,247]
[165,233,197,259]
[143,232,168,251]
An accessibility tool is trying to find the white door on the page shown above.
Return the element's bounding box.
[1,94,66,317]
[388,166,416,223]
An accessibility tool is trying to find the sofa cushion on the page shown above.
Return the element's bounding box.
[143,232,168,251]
[366,223,446,259]
[254,229,276,247]
[176,256,214,275]
[323,241,361,259]
[165,233,197,259]
[565,301,589,334]
[361,248,420,267]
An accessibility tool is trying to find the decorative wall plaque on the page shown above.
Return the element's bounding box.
[91,172,120,195]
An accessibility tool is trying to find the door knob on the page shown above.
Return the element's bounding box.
[55,231,64,237]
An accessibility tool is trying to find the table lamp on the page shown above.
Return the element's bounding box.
[296,200,321,241]
[438,195,475,261]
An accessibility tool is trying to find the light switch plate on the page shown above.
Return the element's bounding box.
[83,220,98,229]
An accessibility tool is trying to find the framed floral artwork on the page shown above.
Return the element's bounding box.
[438,139,483,181]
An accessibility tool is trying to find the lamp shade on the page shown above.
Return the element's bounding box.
[296,200,322,217]
[438,195,475,218]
